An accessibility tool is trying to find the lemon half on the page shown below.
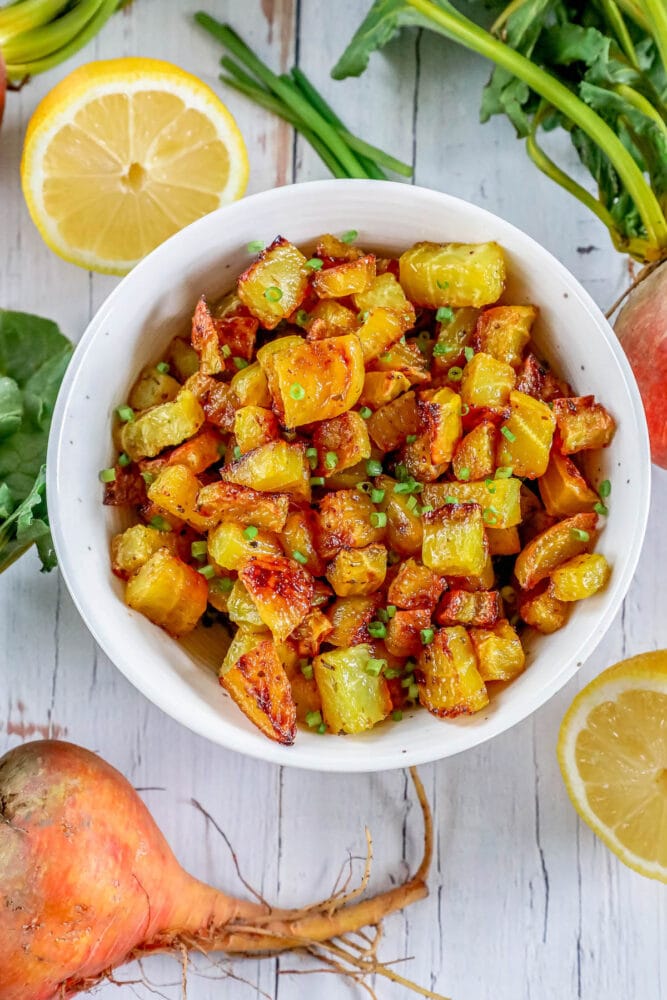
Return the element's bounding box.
[558,650,667,881]
[21,58,249,274]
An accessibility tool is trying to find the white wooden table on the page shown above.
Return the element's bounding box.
[1,3,666,998]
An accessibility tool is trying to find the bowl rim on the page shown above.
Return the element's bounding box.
[47,178,652,772]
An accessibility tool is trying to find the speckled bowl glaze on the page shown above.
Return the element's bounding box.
[48,180,651,771]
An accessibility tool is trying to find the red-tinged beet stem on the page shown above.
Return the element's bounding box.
[0,740,434,1000]
[0,49,6,128]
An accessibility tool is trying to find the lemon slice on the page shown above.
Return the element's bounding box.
[21,58,249,274]
[558,651,667,882]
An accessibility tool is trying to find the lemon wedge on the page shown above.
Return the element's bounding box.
[21,58,249,274]
[558,650,667,882]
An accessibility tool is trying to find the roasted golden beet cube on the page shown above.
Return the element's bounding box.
[166,336,199,381]
[120,388,205,461]
[208,521,283,572]
[517,580,570,633]
[111,524,177,579]
[258,333,364,427]
[423,477,522,529]
[398,433,447,483]
[197,481,289,532]
[497,390,556,478]
[356,307,406,361]
[230,360,272,407]
[221,627,268,674]
[387,558,446,610]
[237,236,308,329]
[431,307,480,372]
[354,272,416,325]
[239,553,314,642]
[191,296,224,375]
[385,608,432,657]
[317,489,384,559]
[487,525,521,556]
[435,589,501,627]
[327,595,381,646]
[538,450,599,516]
[184,373,237,432]
[472,305,537,367]
[368,339,430,384]
[222,440,310,500]
[233,405,279,453]
[422,502,488,577]
[325,543,387,596]
[167,427,223,475]
[359,370,411,409]
[470,619,526,681]
[227,579,266,631]
[460,352,516,408]
[312,411,371,476]
[552,396,616,453]
[305,299,359,339]
[452,421,497,481]
[220,633,297,745]
[315,232,365,262]
[549,553,611,601]
[367,390,419,452]
[418,386,463,464]
[290,607,333,657]
[399,242,506,308]
[125,548,208,636]
[279,509,325,576]
[515,352,570,402]
[147,464,215,532]
[314,644,392,734]
[129,366,181,410]
[312,254,376,299]
[375,475,424,558]
[416,626,488,716]
[514,512,598,590]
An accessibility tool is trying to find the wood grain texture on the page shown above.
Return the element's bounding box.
[1,2,665,999]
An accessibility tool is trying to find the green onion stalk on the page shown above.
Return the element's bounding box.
[0,0,121,124]
[332,0,667,468]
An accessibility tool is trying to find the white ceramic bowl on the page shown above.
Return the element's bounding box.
[48,180,651,772]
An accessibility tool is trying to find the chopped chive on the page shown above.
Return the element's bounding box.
[117,404,134,423]
[501,426,516,442]
[233,357,249,370]
[296,309,310,327]
[305,257,323,270]
[448,366,463,382]
[458,467,470,480]
[370,511,387,528]
[310,476,325,487]
[141,471,155,487]
[599,479,611,498]
[392,709,404,722]
[118,452,131,467]
[432,343,452,357]
[191,540,208,559]
[233,446,242,460]
[292,550,308,564]
[461,403,470,415]
[244,525,259,540]
[264,286,283,302]
[306,447,318,470]
[377,608,389,623]
[325,450,338,470]
[401,673,415,689]
[464,346,475,363]
[198,564,215,579]
[358,310,370,323]
[384,667,401,679]
[406,495,418,512]
[395,464,409,482]
[436,306,454,323]
[408,682,420,701]
[366,459,383,476]
[420,628,435,645]
[356,480,373,493]
[306,710,323,728]
[150,515,172,532]
[341,229,358,243]
[366,657,386,676]
[370,488,385,504]
[419,504,434,516]
[594,502,609,516]
[500,585,516,603]
[445,495,458,505]
[570,528,590,542]
[368,620,387,639]
[485,478,497,493]
[359,406,372,419]
[483,506,499,525]
[247,240,264,253]
[386,604,396,618]
[290,382,306,400]
[379,351,392,362]
[211,576,234,595]
[99,467,116,483]
[156,361,170,374]
[436,279,449,290]
[301,661,314,680]
[221,343,232,358]
[495,466,513,479]
[317,722,326,734]
[406,434,417,444]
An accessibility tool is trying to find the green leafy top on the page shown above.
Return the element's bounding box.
[332,0,667,262]
[0,310,73,573]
